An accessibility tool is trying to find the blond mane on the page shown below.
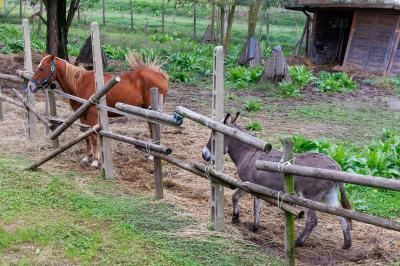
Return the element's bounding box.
[57,58,87,93]
[125,50,169,81]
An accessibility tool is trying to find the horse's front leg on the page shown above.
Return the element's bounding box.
[80,137,93,166]
[90,134,100,169]
[146,122,154,161]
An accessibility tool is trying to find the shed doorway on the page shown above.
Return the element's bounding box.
[311,11,354,65]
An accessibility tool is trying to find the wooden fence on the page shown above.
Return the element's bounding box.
[0,19,400,266]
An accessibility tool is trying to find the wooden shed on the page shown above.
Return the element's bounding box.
[287,0,400,75]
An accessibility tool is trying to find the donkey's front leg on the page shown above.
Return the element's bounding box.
[90,134,100,169]
[252,196,263,232]
[232,189,247,224]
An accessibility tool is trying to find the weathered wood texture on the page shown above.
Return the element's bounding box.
[0,93,25,108]
[261,46,291,83]
[91,22,114,179]
[282,139,295,266]
[176,106,272,152]
[115,102,183,126]
[22,19,36,139]
[0,87,3,121]
[242,181,400,232]
[0,73,24,83]
[344,10,399,74]
[201,25,217,44]
[150,87,163,199]
[47,89,59,148]
[49,76,120,140]
[192,163,304,218]
[12,89,52,128]
[211,46,224,232]
[256,161,400,191]
[27,126,100,170]
[98,130,172,155]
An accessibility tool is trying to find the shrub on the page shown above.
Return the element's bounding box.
[227,66,263,89]
[246,122,263,131]
[288,65,313,88]
[244,100,263,112]
[279,81,300,97]
[315,71,357,93]
[151,34,174,43]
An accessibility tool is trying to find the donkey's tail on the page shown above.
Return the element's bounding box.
[125,50,169,81]
[339,182,352,229]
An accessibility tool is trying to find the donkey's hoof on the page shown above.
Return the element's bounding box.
[250,224,259,233]
[232,216,240,224]
[91,160,99,169]
[342,241,352,250]
[295,239,304,247]
[80,156,90,166]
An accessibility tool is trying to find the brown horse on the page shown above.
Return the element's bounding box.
[28,52,168,168]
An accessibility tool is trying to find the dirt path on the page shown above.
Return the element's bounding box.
[0,54,399,265]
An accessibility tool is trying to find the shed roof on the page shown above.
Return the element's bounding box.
[287,0,400,10]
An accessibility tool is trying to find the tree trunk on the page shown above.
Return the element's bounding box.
[161,0,165,34]
[45,0,57,55]
[247,0,262,39]
[265,10,270,48]
[210,2,215,43]
[193,4,196,39]
[37,0,43,37]
[172,3,176,35]
[19,0,22,19]
[224,4,236,53]
[130,0,134,31]
[220,6,225,45]
[102,0,105,25]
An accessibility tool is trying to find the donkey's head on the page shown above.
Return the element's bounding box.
[202,112,240,162]
[28,54,56,93]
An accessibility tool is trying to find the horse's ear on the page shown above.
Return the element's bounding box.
[223,113,232,124]
[232,112,240,123]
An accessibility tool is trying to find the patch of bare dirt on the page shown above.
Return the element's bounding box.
[0,54,399,265]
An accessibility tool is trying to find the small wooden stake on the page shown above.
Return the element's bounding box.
[22,19,36,139]
[0,86,3,121]
[211,46,224,232]
[151,87,163,199]
[282,138,295,266]
[91,22,114,179]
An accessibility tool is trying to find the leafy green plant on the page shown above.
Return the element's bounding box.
[151,34,174,43]
[289,65,313,88]
[227,66,263,89]
[103,44,127,60]
[246,122,263,131]
[315,71,357,93]
[244,100,263,112]
[279,81,300,97]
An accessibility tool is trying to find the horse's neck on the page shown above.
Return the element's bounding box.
[55,60,86,96]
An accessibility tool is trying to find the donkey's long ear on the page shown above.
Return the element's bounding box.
[232,111,240,123]
[223,113,232,124]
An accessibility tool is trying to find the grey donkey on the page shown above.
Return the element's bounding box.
[202,112,352,249]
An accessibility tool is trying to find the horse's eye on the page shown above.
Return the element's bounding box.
[39,68,44,72]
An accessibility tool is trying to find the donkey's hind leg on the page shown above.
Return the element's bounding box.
[252,196,263,232]
[295,208,317,247]
[323,185,352,249]
[232,189,247,224]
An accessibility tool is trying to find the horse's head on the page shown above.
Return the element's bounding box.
[202,112,240,162]
[28,54,56,93]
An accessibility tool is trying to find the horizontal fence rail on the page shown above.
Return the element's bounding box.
[51,88,181,128]
[99,130,172,155]
[115,102,183,126]
[49,76,120,140]
[0,73,24,83]
[27,125,101,170]
[176,106,272,152]
[255,161,400,192]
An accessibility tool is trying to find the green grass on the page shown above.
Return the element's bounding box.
[0,155,282,265]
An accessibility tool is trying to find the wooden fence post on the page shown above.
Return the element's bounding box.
[22,19,36,139]
[151,87,163,199]
[211,46,224,231]
[0,86,3,121]
[48,90,59,148]
[91,22,114,179]
[282,138,296,266]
